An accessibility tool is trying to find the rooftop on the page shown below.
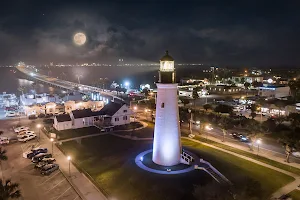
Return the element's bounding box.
[56,114,71,122]
[160,50,174,61]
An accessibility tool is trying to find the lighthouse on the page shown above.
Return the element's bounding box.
[152,51,182,166]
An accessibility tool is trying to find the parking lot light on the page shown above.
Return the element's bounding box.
[36,124,42,140]
[67,156,71,176]
[50,138,54,155]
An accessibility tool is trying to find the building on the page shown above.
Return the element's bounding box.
[232,76,263,84]
[64,100,104,113]
[206,85,242,94]
[258,86,290,98]
[152,51,182,166]
[53,114,72,131]
[53,102,132,130]
[20,93,60,106]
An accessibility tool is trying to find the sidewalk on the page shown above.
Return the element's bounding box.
[40,130,107,200]
[195,130,300,169]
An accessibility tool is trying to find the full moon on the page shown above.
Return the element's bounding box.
[73,32,86,46]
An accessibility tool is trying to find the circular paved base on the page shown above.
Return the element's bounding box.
[135,149,196,175]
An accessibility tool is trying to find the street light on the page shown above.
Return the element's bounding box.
[36,124,41,140]
[205,124,213,140]
[76,74,82,84]
[133,106,137,122]
[50,138,54,156]
[67,156,71,177]
[256,139,262,154]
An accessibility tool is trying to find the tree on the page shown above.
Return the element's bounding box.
[240,77,245,84]
[287,113,300,128]
[142,88,150,98]
[180,98,190,107]
[203,104,212,111]
[245,120,262,151]
[0,148,7,181]
[288,79,300,100]
[251,81,263,88]
[220,117,234,142]
[0,179,21,200]
[214,104,233,114]
[227,80,233,85]
[244,82,250,89]
[250,112,257,119]
[192,87,202,107]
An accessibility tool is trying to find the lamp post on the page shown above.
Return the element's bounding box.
[67,156,71,177]
[50,138,54,156]
[256,139,261,155]
[133,106,137,122]
[36,124,41,140]
[188,109,193,135]
[76,74,82,84]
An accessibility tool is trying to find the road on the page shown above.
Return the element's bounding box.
[135,109,300,164]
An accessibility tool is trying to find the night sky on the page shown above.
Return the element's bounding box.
[1,0,300,66]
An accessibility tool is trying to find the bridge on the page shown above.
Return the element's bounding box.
[16,65,124,102]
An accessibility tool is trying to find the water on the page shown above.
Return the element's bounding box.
[0,65,207,95]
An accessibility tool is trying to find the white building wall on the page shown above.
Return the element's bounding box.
[152,83,181,166]
[110,105,131,126]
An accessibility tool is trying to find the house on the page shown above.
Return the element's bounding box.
[100,102,131,126]
[53,102,132,130]
[53,114,72,131]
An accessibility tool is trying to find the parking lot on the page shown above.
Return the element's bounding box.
[1,118,81,200]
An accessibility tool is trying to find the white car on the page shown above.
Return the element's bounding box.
[18,134,36,142]
[6,112,16,117]
[292,152,300,158]
[14,126,29,133]
[0,137,9,145]
[188,134,195,138]
[17,131,35,138]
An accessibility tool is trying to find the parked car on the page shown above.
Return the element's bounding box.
[35,158,56,169]
[41,164,59,175]
[230,132,243,140]
[188,134,195,138]
[14,126,29,133]
[240,135,250,143]
[0,137,9,145]
[6,112,17,117]
[18,134,36,142]
[23,148,48,159]
[32,153,52,163]
[28,115,37,120]
[17,131,35,138]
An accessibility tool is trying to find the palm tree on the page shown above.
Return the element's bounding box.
[0,179,21,200]
[220,117,233,142]
[0,148,7,180]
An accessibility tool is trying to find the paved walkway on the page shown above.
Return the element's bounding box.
[40,130,107,200]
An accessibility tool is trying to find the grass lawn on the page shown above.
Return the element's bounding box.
[57,126,101,140]
[59,134,294,200]
[288,190,300,199]
[182,138,294,199]
[187,133,300,176]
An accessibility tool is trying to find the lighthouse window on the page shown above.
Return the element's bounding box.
[161,103,165,108]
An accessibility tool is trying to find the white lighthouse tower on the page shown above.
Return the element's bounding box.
[152,51,182,166]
